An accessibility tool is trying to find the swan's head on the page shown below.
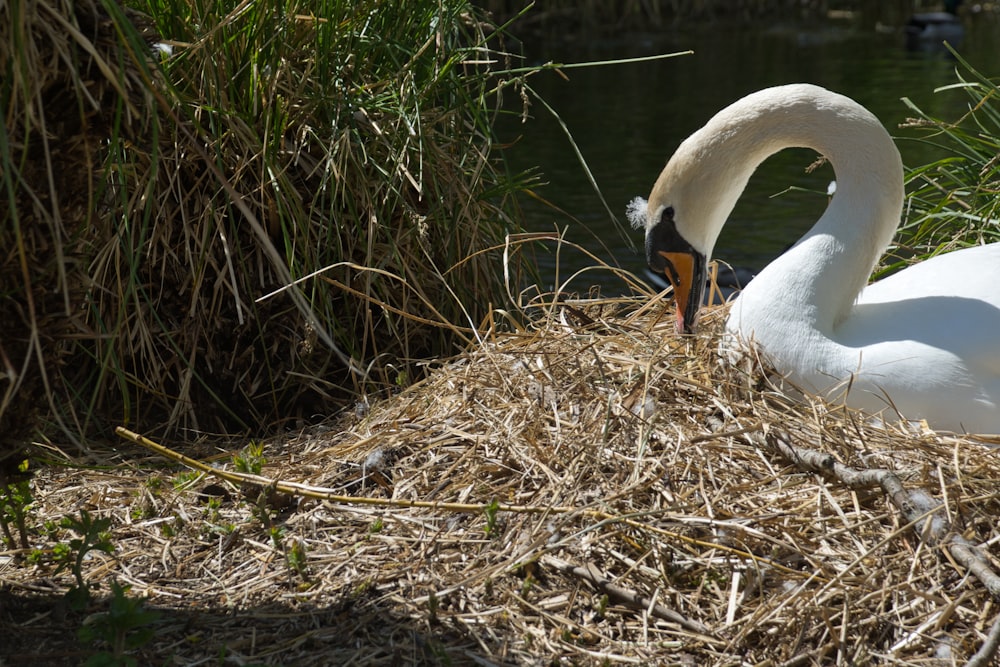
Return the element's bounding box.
[641,201,707,334]
[636,108,763,333]
[636,83,905,335]
[634,155,733,334]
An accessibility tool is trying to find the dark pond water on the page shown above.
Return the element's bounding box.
[497,7,1000,294]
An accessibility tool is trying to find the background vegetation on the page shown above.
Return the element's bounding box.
[893,53,1000,269]
[1,0,532,461]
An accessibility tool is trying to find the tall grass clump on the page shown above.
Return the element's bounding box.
[1,0,532,454]
[890,56,1000,271]
[0,0,159,463]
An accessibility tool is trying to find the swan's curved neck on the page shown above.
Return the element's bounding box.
[661,86,904,327]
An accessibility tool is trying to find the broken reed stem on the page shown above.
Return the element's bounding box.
[115,427,570,515]
[967,611,1000,667]
[542,554,712,637]
[114,426,819,582]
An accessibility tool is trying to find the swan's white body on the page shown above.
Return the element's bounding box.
[642,84,1000,433]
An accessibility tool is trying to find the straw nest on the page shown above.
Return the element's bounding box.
[3,295,998,665]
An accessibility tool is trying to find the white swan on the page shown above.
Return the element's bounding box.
[640,84,1000,433]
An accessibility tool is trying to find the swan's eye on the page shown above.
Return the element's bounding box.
[662,206,675,223]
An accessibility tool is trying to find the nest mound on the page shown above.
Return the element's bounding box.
[3,297,998,665]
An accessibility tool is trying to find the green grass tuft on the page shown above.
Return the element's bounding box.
[888,52,1000,275]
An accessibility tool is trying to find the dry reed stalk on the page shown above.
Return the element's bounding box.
[3,294,997,665]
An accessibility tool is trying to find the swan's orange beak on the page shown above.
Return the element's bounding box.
[657,250,702,334]
[644,206,706,334]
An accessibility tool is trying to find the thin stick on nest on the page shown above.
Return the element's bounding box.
[115,426,825,584]
[766,430,1000,596]
[542,554,712,637]
[115,427,576,515]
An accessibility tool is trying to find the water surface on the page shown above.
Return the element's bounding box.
[498,9,1000,293]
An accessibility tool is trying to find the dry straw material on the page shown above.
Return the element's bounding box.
[3,295,998,665]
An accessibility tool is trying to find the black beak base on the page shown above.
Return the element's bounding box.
[645,207,707,333]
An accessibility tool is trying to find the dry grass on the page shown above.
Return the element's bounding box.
[2,293,998,665]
